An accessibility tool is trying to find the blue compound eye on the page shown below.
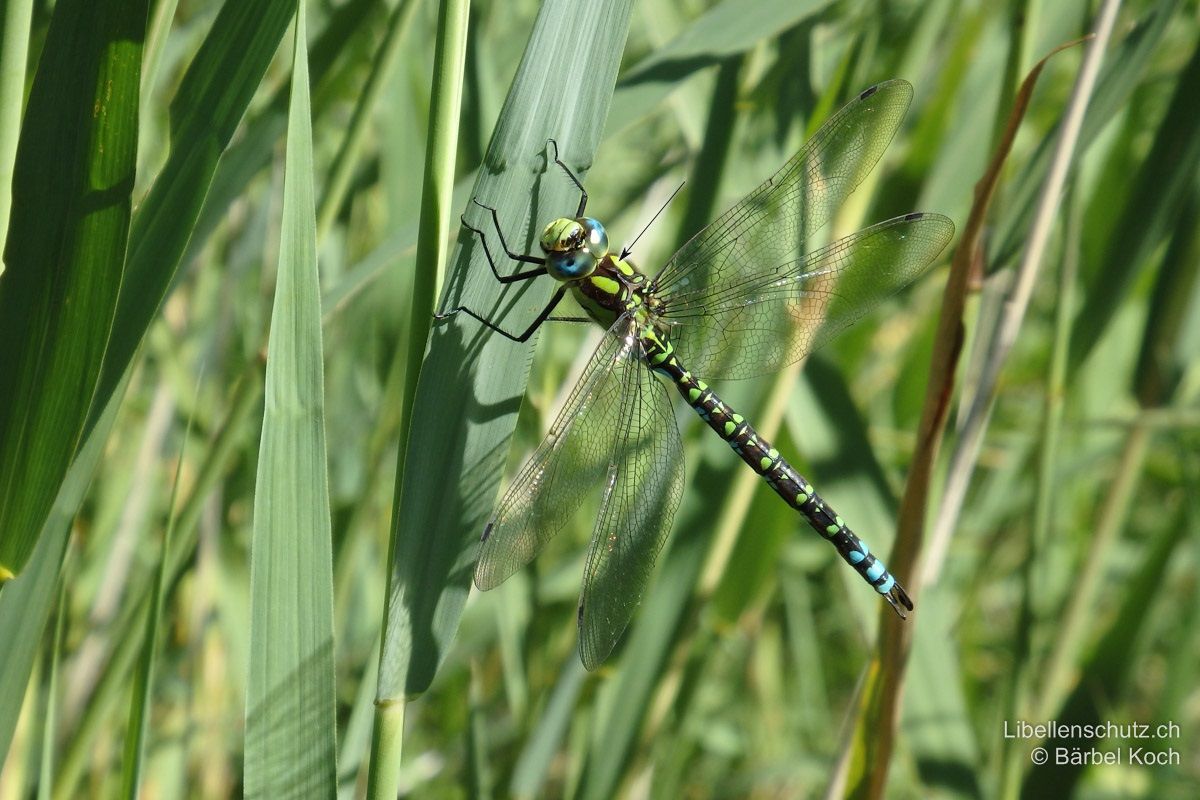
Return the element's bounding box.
[538,217,608,280]
[547,250,597,279]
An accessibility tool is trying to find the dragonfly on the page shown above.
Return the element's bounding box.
[438,79,954,669]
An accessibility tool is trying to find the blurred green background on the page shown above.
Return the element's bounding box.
[0,0,1197,798]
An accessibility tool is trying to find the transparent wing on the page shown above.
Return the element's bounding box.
[649,80,915,300]
[658,213,955,380]
[474,317,642,591]
[577,342,685,670]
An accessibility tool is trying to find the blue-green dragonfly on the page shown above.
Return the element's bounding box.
[439,80,954,669]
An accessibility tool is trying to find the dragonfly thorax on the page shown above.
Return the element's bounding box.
[569,252,652,329]
[540,216,609,280]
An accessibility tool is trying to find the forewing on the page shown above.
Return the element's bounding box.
[577,348,685,670]
[659,214,954,380]
[474,318,641,591]
[650,80,914,299]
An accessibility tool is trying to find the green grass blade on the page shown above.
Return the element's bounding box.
[996,182,1082,800]
[376,0,636,700]
[39,581,68,800]
[0,535,68,770]
[52,371,260,800]
[336,637,380,798]
[88,0,295,439]
[1133,184,1200,405]
[1021,504,1188,797]
[244,6,337,797]
[608,0,833,135]
[509,658,588,799]
[578,496,719,800]
[670,55,742,250]
[0,0,147,576]
[398,0,470,474]
[842,35,1082,797]
[115,527,162,799]
[118,391,194,799]
[368,0,470,793]
[316,0,420,240]
[0,375,126,768]
[902,594,983,798]
[465,664,494,799]
[1069,33,1200,372]
[0,0,33,263]
[990,0,1180,268]
[183,0,379,269]
[1034,420,1153,724]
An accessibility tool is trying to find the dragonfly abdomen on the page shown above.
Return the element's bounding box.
[641,329,913,616]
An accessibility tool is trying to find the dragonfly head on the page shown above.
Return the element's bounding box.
[540,217,609,281]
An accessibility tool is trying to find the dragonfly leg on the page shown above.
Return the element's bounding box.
[435,285,568,342]
[548,139,588,217]
[462,204,544,286]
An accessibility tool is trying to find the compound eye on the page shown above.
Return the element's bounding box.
[539,218,584,253]
[581,218,609,258]
[547,249,597,280]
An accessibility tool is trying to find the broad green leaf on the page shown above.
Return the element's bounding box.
[244,5,337,797]
[377,0,637,700]
[0,0,148,576]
